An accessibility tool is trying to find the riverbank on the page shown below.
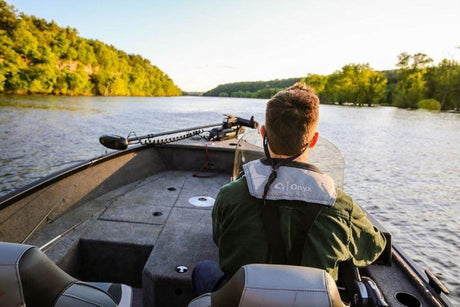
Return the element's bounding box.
[3,94,459,114]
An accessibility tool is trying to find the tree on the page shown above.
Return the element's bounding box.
[301,74,328,96]
[321,72,342,103]
[26,65,58,94]
[425,59,460,110]
[381,70,398,104]
[394,52,433,108]
[66,68,91,95]
[355,69,387,106]
[394,71,426,108]
[0,0,18,34]
[319,64,386,106]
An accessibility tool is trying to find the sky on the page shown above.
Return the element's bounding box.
[7,0,460,92]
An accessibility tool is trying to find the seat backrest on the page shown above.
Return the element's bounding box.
[189,264,344,307]
[0,242,132,307]
[0,242,76,306]
[0,242,37,306]
[19,243,78,306]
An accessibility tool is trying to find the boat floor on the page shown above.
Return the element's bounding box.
[27,170,229,306]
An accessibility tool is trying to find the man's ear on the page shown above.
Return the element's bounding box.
[260,125,266,138]
[309,132,319,148]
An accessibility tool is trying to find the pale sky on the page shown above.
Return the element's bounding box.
[8,0,460,92]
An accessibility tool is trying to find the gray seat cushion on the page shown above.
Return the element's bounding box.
[189,264,344,307]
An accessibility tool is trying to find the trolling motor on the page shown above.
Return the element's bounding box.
[99,115,259,150]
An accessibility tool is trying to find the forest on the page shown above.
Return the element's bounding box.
[202,78,302,99]
[0,1,181,96]
[205,54,460,111]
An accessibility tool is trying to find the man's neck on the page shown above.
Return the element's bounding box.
[269,149,310,163]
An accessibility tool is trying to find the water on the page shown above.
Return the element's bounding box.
[1,95,459,303]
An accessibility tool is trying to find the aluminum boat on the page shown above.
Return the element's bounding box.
[0,115,453,306]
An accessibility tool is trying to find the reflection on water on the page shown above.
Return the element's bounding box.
[0,95,106,113]
[0,95,459,303]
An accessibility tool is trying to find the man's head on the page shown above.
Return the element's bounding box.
[264,82,319,156]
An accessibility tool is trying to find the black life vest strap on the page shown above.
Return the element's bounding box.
[262,164,287,263]
[288,203,323,265]
[263,202,287,264]
[261,135,311,264]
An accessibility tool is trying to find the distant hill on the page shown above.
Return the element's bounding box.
[0,0,181,96]
[203,78,302,98]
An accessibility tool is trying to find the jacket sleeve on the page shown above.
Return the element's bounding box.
[348,198,387,267]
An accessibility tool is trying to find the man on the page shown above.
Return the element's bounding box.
[193,83,386,295]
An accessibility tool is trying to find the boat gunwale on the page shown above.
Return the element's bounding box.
[392,241,454,306]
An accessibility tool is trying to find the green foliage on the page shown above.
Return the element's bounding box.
[394,52,432,108]
[394,70,426,108]
[0,64,6,91]
[0,0,181,96]
[381,70,397,104]
[203,78,301,98]
[425,59,460,111]
[302,64,387,106]
[417,99,441,111]
[205,55,459,112]
[301,54,459,111]
[391,53,460,110]
[301,74,328,95]
[0,0,17,34]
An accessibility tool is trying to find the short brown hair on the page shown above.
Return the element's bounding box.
[265,82,319,156]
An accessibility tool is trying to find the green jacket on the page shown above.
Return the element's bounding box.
[212,167,386,280]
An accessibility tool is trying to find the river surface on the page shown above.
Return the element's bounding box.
[1,95,459,303]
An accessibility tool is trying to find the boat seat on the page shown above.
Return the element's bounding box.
[0,242,132,307]
[188,264,345,307]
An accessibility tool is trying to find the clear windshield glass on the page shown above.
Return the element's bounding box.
[232,129,265,180]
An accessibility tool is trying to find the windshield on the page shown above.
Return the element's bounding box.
[232,129,265,180]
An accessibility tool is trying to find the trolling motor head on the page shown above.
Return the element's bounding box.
[99,135,129,150]
[209,115,260,141]
[224,114,259,129]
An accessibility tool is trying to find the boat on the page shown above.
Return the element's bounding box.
[0,115,453,306]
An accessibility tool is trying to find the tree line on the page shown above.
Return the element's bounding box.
[205,54,460,111]
[0,1,181,96]
[203,78,302,99]
[303,53,460,111]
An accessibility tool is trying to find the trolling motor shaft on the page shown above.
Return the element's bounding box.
[99,115,259,150]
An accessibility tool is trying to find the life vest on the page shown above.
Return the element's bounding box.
[243,159,337,206]
[243,159,338,264]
